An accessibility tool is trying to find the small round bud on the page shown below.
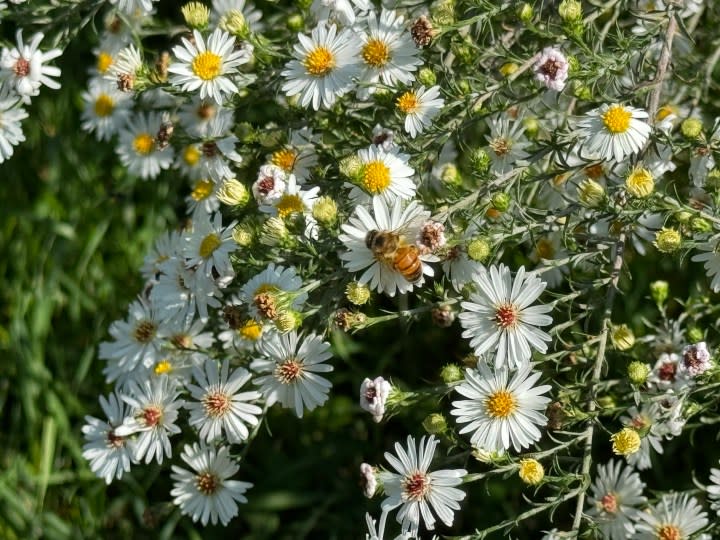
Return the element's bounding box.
[467,237,491,262]
[681,117,703,139]
[567,55,581,74]
[417,67,437,87]
[577,178,605,207]
[706,168,720,189]
[339,155,363,180]
[431,305,455,328]
[440,363,464,383]
[286,14,304,32]
[469,148,491,175]
[627,361,650,385]
[216,178,250,207]
[611,324,635,351]
[296,0,312,8]
[346,281,371,306]
[654,227,681,253]
[518,3,533,23]
[422,413,447,435]
[687,326,704,344]
[558,0,582,22]
[611,428,641,456]
[674,210,693,223]
[690,217,712,234]
[260,217,295,248]
[219,9,249,39]
[181,2,210,30]
[491,192,511,212]
[518,459,544,485]
[431,0,455,26]
[453,43,474,65]
[457,79,472,95]
[232,224,254,247]
[597,396,616,410]
[625,167,654,198]
[440,163,462,186]
[275,310,301,333]
[312,196,338,226]
[523,117,540,139]
[572,81,592,101]
[650,280,669,305]
[500,62,519,77]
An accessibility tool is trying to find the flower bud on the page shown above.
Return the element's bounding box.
[558,0,582,22]
[274,310,301,333]
[627,361,650,385]
[500,62,519,77]
[431,305,455,328]
[577,178,605,207]
[491,192,511,212]
[312,196,338,226]
[611,324,635,351]
[339,155,363,180]
[467,237,491,262]
[674,210,693,223]
[611,428,641,456]
[219,10,249,39]
[286,14,304,32]
[518,458,544,485]
[181,1,210,30]
[469,148,491,175]
[687,326,704,344]
[431,0,455,26]
[654,227,681,253]
[422,413,447,435]
[625,167,654,198]
[260,217,295,248]
[650,280,669,305]
[346,281,371,306]
[440,363,464,383]
[518,3,533,23]
[681,118,703,139]
[453,42,474,65]
[217,178,250,207]
[523,117,540,139]
[440,163,462,186]
[690,217,712,234]
[417,67,436,87]
[597,396,616,410]
[360,376,392,422]
[232,224,254,247]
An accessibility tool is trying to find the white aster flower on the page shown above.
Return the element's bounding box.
[178,98,233,138]
[169,28,252,105]
[116,112,174,180]
[82,393,136,484]
[339,197,434,297]
[459,264,553,369]
[105,44,143,92]
[533,47,569,92]
[183,212,237,287]
[0,30,62,102]
[692,240,720,292]
[357,9,422,98]
[259,174,320,224]
[212,0,263,33]
[360,376,392,422]
[108,0,157,14]
[486,114,531,175]
[281,23,361,110]
[396,85,444,138]
[349,144,416,204]
[186,359,262,443]
[380,435,467,537]
[647,352,689,393]
[311,0,371,26]
[171,443,252,526]
[708,462,720,516]
[251,331,333,418]
[451,363,552,453]
[81,77,132,141]
[195,111,243,182]
[186,178,221,218]
[0,93,28,163]
[115,376,184,465]
[576,103,652,162]
[634,493,709,540]
[372,124,396,151]
[239,263,308,320]
[252,164,289,205]
[267,126,320,182]
[621,404,665,471]
[679,341,712,377]
[586,460,647,540]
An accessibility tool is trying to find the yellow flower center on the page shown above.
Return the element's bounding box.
[361,160,391,193]
[656,525,681,540]
[304,46,335,76]
[183,145,201,166]
[276,194,305,218]
[626,167,654,198]
[275,357,304,383]
[656,104,677,121]
[396,91,420,114]
[191,179,214,201]
[271,148,298,173]
[485,390,517,418]
[362,38,391,67]
[97,51,113,74]
[490,136,512,157]
[132,133,155,155]
[611,428,641,456]
[191,51,223,81]
[239,319,263,341]
[94,94,115,117]
[535,238,555,260]
[601,105,632,134]
[199,233,221,258]
[154,360,173,375]
[518,459,544,485]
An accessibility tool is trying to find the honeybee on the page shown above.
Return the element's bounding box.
[365,229,423,283]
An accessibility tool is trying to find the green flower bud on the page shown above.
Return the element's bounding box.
[431,0,455,26]
[232,224,254,247]
[674,210,693,223]
[467,237,491,262]
[578,178,605,207]
[440,163,462,186]
[681,118,703,139]
[650,280,669,306]
[572,81,592,101]
[275,310,302,333]
[690,217,712,234]
[216,178,250,207]
[312,196,338,226]
[469,148,491,175]
[500,62,519,77]
[345,281,371,306]
[491,192,511,212]
[422,413,447,435]
[654,227,682,253]
[417,67,436,87]
[625,167,654,198]
[628,361,650,385]
[339,155,363,180]
[518,3,533,23]
[611,324,635,351]
[296,0,312,9]
[687,326,704,344]
[559,0,582,22]
[181,2,210,30]
[523,117,540,139]
[219,9,249,39]
[286,14,304,32]
[440,363,464,383]
[597,395,616,410]
[260,217,296,248]
[457,79,472,95]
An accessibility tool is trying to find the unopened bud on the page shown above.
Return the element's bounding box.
[312,196,338,226]
[440,163,462,186]
[181,1,210,30]
[654,227,681,253]
[422,413,447,435]
[346,281,371,306]
[500,62,519,77]
[232,224,254,247]
[440,363,464,383]
[417,67,436,87]
[467,237,491,262]
[469,148,491,175]
[578,178,605,207]
[687,326,704,344]
[339,155,363,180]
[518,3,533,22]
[611,324,635,351]
[491,192,511,212]
[558,0,582,22]
[274,310,301,333]
[217,178,250,207]
[681,118,703,139]
[628,361,650,385]
[690,217,712,234]
[650,280,669,305]
[286,14,304,32]
[219,10,249,39]
[518,458,544,485]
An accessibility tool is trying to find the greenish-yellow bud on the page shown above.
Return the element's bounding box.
[654,227,682,253]
[578,178,605,207]
[611,324,635,351]
[286,14,304,32]
[470,148,491,175]
[523,117,540,139]
[431,0,455,26]
[345,281,371,306]
[681,118,703,139]
[440,363,464,383]
[457,79,472,95]
[339,155,363,180]
[500,62,519,77]
[625,167,654,198]
[467,237,491,262]
[559,0,582,22]
[232,224,254,247]
[567,55,581,74]
[597,396,616,410]
[611,428,641,456]
[518,458,544,485]
[312,196,338,226]
[181,1,210,30]
[690,217,712,234]
[518,3,533,23]
[260,217,295,248]
[453,43,474,65]
[687,326,704,344]
[275,310,301,333]
[650,280,669,305]
[440,163,462,186]
[674,210,693,223]
[417,67,436,87]
[706,168,720,189]
[628,361,650,385]
[572,81,592,101]
[422,413,447,435]
[219,9,249,38]
[216,178,250,207]
[491,192,511,212]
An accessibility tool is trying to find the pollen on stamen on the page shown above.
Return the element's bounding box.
[203,391,232,417]
[600,493,618,513]
[274,357,304,384]
[402,471,431,501]
[495,303,519,329]
[195,471,220,495]
[143,406,163,427]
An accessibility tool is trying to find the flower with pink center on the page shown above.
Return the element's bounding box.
[380,435,467,537]
[252,164,288,205]
[533,47,569,92]
[0,30,62,102]
[360,376,392,422]
[635,493,708,540]
[678,342,712,377]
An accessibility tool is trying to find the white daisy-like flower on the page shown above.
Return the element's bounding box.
[259,174,320,222]
[116,112,175,180]
[169,28,252,105]
[175,144,204,180]
[679,341,712,377]
[692,240,720,292]
[195,111,243,182]
[380,435,467,537]
[450,363,552,453]
[252,164,289,205]
[81,77,132,141]
[186,178,221,218]
[105,44,143,92]
[212,0,263,33]
[357,9,422,98]
[108,0,157,15]
[621,404,664,471]
[459,264,553,369]
[586,460,647,540]
[576,103,652,163]
[360,376,392,423]
[372,124,396,151]
[708,462,720,516]
[485,114,531,175]
[115,376,184,465]
[81,393,136,484]
[267,126,320,182]
[0,93,28,163]
[183,212,237,287]
[647,352,690,393]
[239,263,308,320]
[281,23,361,110]
[533,47,569,92]
[251,331,334,418]
[186,359,262,443]
[178,98,233,138]
[349,144,416,204]
[0,30,62,102]
[634,493,709,540]
[395,85,444,138]
[171,443,252,526]
[310,0,372,26]
[339,197,434,297]
[218,312,265,352]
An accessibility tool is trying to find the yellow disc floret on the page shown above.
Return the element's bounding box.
[94,94,115,117]
[191,51,223,81]
[97,51,113,74]
[361,160,391,193]
[275,194,305,219]
[183,145,201,166]
[485,390,517,418]
[396,91,420,114]
[154,360,173,375]
[239,319,262,341]
[601,105,632,134]
[132,133,155,155]
[191,179,214,201]
[199,233,221,258]
[611,428,641,456]
[304,46,335,76]
[271,148,298,173]
[362,38,391,67]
